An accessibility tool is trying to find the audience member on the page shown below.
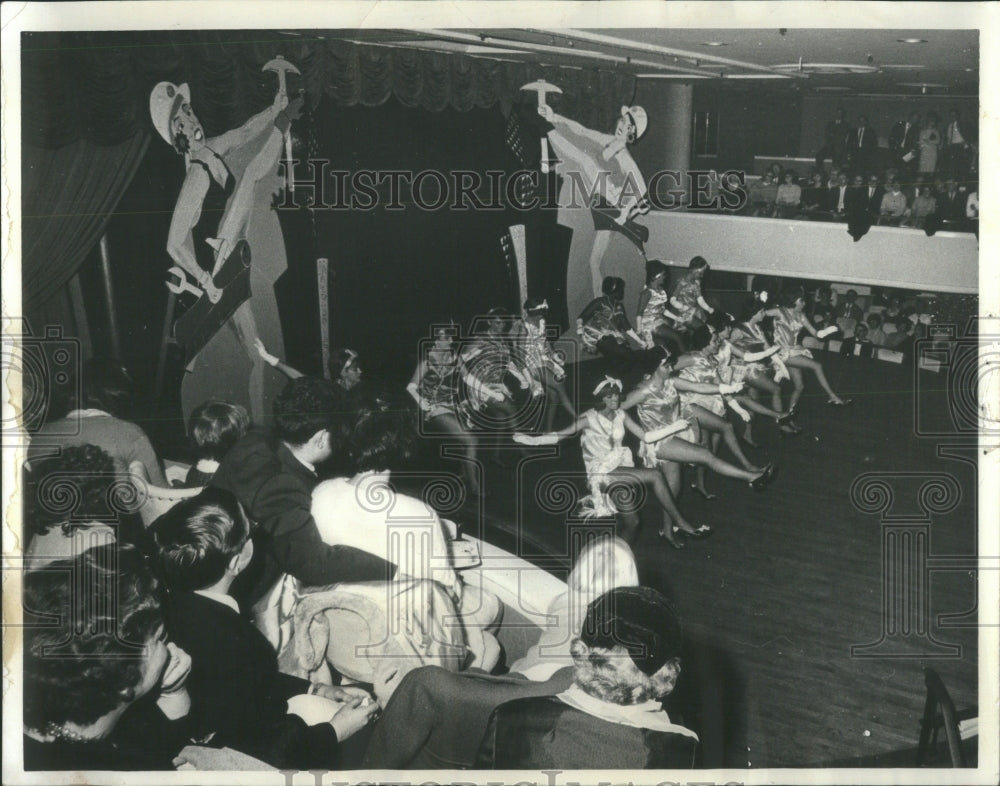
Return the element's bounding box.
[152,488,378,769]
[28,359,167,486]
[749,173,777,217]
[184,401,250,487]
[909,185,937,229]
[918,113,941,177]
[807,286,836,329]
[839,323,875,359]
[941,108,974,178]
[848,115,878,174]
[936,178,967,222]
[878,179,909,226]
[210,377,393,608]
[24,445,130,567]
[23,544,193,770]
[509,536,640,680]
[830,171,850,218]
[883,317,916,352]
[866,313,889,347]
[476,587,699,769]
[775,172,802,218]
[800,172,829,216]
[309,400,503,671]
[814,108,851,171]
[888,112,921,177]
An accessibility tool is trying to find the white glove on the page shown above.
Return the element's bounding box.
[727,398,752,422]
[817,325,839,339]
[254,338,280,367]
[772,357,790,383]
[576,318,585,336]
[719,382,744,395]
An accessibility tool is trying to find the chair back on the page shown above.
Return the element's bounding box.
[916,667,976,767]
[128,461,203,528]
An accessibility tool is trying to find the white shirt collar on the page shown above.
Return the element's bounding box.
[556,684,699,740]
[194,589,240,615]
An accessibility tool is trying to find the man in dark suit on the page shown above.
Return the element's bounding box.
[211,377,392,608]
[830,171,851,219]
[848,116,879,176]
[936,178,968,222]
[862,173,885,221]
[814,108,852,172]
[941,109,976,179]
[888,112,921,181]
[845,174,873,241]
[153,488,379,768]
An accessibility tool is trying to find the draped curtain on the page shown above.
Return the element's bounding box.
[20,30,636,313]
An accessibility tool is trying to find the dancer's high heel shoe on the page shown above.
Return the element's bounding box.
[828,397,854,407]
[690,483,718,501]
[750,462,778,491]
[657,528,685,550]
[679,524,713,540]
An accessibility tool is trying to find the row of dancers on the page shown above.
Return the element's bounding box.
[258,263,854,548]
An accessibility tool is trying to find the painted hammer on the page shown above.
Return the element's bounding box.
[521,79,562,173]
[263,55,301,192]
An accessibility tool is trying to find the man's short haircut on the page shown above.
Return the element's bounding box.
[188,400,250,461]
[274,377,338,446]
[152,487,250,592]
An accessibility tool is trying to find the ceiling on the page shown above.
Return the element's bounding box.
[334,28,978,96]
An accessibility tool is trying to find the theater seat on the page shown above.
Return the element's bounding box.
[128,461,203,528]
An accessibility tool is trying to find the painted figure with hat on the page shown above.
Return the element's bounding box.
[149,58,303,425]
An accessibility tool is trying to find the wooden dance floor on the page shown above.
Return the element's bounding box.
[441,350,979,768]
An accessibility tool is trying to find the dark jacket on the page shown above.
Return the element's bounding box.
[162,590,339,769]
[362,665,576,769]
[476,696,698,769]
[211,429,393,604]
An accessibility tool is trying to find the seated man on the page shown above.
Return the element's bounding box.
[152,489,378,769]
[211,377,393,608]
[476,586,699,769]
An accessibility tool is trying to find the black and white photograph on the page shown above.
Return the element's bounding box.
[2,2,997,784]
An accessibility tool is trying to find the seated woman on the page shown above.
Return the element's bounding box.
[764,288,853,411]
[311,399,502,672]
[27,358,167,486]
[514,377,705,548]
[24,444,137,567]
[636,260,687,352]
[183,400,250,487]
[578,276,661,375]
[510,298,576,431]
[774,171,802,218]
[477,586,699,770]
[509,535,640,680]
[23,544,194,770]
[622,350,776,521]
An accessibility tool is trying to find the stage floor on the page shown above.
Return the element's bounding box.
[432,349,980,768]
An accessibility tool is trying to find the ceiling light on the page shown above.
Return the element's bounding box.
[701,42,728,47]
[773,63,878,75]
[896,38,928,44]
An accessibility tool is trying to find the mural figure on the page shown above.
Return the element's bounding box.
[149,58,302,423]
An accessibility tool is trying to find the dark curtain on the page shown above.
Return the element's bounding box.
[20,29,635,340]
[21,134,150,314]
[21,31,636,146]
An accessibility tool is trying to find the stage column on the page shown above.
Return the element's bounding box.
[633,80,693,209]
